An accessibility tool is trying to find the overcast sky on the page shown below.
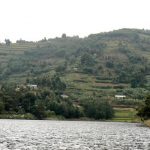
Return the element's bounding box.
[0,0,150,42]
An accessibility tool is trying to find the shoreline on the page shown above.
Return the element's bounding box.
[0,113,145,124]
[0,115,141,124]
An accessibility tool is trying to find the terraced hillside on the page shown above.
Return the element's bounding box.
[0,29,150,102]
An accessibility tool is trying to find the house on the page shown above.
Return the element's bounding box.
[61,94,69,99]
[27,84,38,90]
[73,67,78,71]
[115,95,126,99]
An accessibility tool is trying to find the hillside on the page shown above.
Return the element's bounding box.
[0,28,150,100]
[0,29,150,79]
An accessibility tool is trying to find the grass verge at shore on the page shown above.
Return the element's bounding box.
[0,108,142,123]
[0,113,35,120]
[111,108,140,123]
[144,120,150,127]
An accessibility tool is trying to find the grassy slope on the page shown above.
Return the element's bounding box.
[112,108,140,122]
[0,29,149,85]
[0,29,150,121]
[0,29,150,82]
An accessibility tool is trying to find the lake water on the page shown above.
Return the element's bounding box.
[0,120,150,150]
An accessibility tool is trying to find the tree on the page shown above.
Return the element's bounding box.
[0,101,4,114]
[131,72,147,88]
[106,61,114,68]
[5,39,11,46]
[48,100,82,118]
[62,33,67,38]
[137,95,150,120]
[32,101,46,119]
[82,98,114,119]
[50,74,66,92]
[55,63,67,73]
[20,92,37,112]
[118,42,129,54]
[16,39,27,44]
[81,53,95,66]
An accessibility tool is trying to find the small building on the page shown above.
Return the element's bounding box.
[27,84,38,90]
[73,67,78,71]
[115,95,126,99]
[61,94,69,99]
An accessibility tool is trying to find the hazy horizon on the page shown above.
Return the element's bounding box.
[0,0,150,42]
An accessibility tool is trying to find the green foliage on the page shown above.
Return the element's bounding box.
[0,81,114,120]
[137,95,150,120]
[55,63,67,73]
[5,39,11,46]
[0,101,4,114]
[0,29,149,89]
[112,108,138,122]
[50,75,66,92]
[106,61,114,68]
[0,113,35,119]
[131,72,147,88]
[118,42,129,54]
[32,101,47,119]
[82,67,97,75]
[62,33,67,38]
[81,53,96,67]
[82,98,114,119]
[48,100,82,118]
[0,29,150,120]
[122,88,149,99]
[29,74,66,93]
[0,82,82,119]
[19,91,37,112]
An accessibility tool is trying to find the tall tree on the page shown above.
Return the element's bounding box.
[5,39,11,46]
[137,95,150,120]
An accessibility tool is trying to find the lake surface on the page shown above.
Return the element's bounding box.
[0,120,150,150]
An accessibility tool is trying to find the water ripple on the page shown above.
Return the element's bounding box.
[0,120,150,150]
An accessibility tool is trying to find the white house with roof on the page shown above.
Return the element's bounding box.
[61,94,69,99]
[27,84,38,90]
[115,95,126,99]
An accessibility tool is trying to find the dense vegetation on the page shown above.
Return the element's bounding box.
[0,74,113,119]
[137,95,150,120]
[0,28,150,120]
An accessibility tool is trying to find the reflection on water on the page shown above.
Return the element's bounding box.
[0,120,150,150]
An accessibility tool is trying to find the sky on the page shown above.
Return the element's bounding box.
[0,0,150,42]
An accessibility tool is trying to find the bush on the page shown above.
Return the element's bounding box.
[82,98,114,119]
[137,95,150,120]
[0,101,4,114]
